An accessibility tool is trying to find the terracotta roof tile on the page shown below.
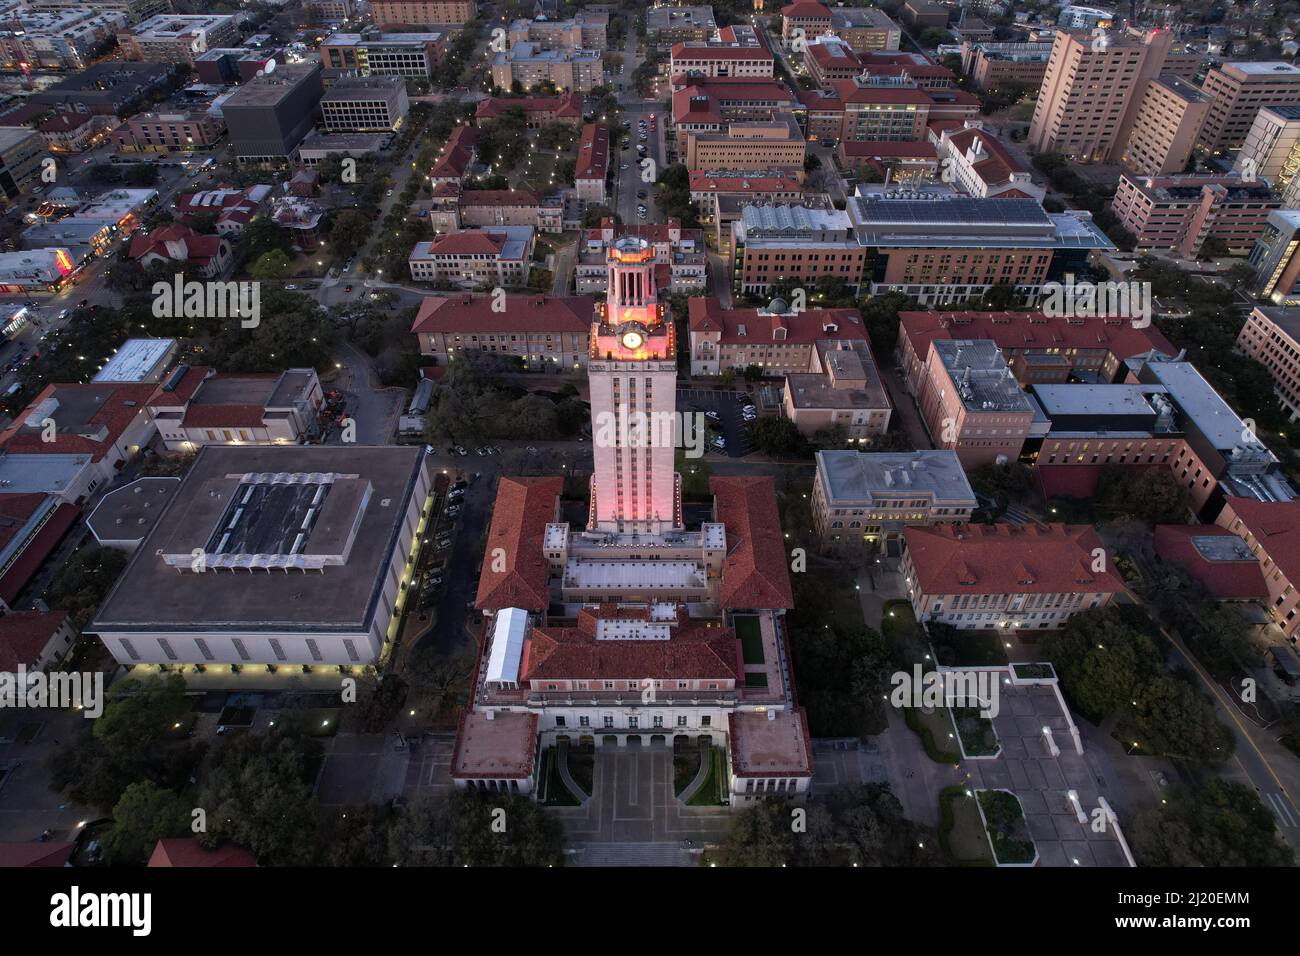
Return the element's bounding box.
[0,610,68,671]
[475,476,563,611]
[711,475,794,609]
[147,838,257,867]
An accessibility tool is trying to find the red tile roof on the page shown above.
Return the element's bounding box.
[430,123,476,180]
[899,310,1175,364]
[689,298,864,345]
[711,476,794,610]
[412,294,594,336]
[40,112,93,134]
[128,225,225,267]
[521,606,743,681]
[475,93,583,121]
[943,126,1026,188]
[830,79,934,106]
[0,382,157,461]
[672,43,775,60]
[0,610,68,671]
[0,503,79,606]
[0,493,49,553]
[0,842,74,867]
[1221,497,1300,589]
[903,523,1129,596]
[475,476,563,611]
[149,365,210,407]
[458,188,540,208]
[1153,524,1267,600]
[147,838,257,867]
[180,404,266,429]
[576,121,609,181]
[782,0,832,17]
[425,230,508,256]
[839,140,937,159]
[688,171,802,192]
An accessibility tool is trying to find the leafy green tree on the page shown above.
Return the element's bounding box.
[747,416,810,459]
[1131,780,1293,867]
[389,789,564,866]
[251,249,293,281]
[101,781,192,865]
[198,729,323,865]
[1095,466,1189,525]
[47,544,129,629]
[329,209,372,254]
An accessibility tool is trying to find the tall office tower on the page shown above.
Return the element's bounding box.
[1119,74,1211,176]
[1197,61,1300,155]
[1028,27,1175,163]
[587,236,681,535]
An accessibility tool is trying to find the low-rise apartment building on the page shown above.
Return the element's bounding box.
[575,122,609,205]
[320,30,446,80]
[1217,497,1300,640]
[962,41,1052,91]
[117,14,238,65]
[411,293,595,369]
[647,5,716,48]
[475,93,584,128]
[914,338,1035,468]
[783,338,892,440]
[931,123,1044,200]
[670,26,773,79]
[812,449,976,555]
[1110,173,1280,257]
[684,113,805,173]
[0,8,128,72]
[1235,306,1300,422]
[491,42,602,93]
[370,0,476,26]
[408,226,534,287]
[687,297,866,375]
[731,203,866,296]
[320,76,410,132]
[112,111,225,152]
[847,187,1114,304]
[507,12,608,51]
[147,366,324,451]
[901,523,1128,630]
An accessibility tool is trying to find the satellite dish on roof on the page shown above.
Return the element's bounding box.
[263,58,277,75]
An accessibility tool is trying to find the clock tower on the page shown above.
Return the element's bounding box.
[588,235,682,534]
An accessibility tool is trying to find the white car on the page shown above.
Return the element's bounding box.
[620,163,629,170]
[711,436,726,451]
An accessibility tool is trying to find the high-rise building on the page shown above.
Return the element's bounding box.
[1028,28,1178,163]
[1247,209,1300,305]
[1197,61,1300,155]
[1233,104,1300,191]
[1119,74,1210,176]
[222,63,324,165]
[588,236,680,534]
[0,127,50,207]
[369,0,475,26]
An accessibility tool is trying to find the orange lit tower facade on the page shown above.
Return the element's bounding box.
[588,235,682,534]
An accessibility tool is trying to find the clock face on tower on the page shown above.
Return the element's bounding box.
[621,330,643,350]
[616,321,648,352]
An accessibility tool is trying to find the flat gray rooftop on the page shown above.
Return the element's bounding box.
[817,449,976,504]
[91,445,425,634]
[935,339,1032,413]
[87,477,179,544]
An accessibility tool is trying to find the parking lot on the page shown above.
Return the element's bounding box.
[677,388,754,458]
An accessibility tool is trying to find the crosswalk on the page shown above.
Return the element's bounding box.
[1264,791,1298,829]
[570,842,695,867]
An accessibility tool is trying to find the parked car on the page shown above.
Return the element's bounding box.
[705,410,721,421]
[446,505,462,519]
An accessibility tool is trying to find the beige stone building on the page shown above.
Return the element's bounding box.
[1197,61,1300,155]
[1119,75,1210,176]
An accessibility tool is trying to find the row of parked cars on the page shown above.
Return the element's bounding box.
[416,477,469,611]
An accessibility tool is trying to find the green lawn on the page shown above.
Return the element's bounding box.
[734,614,765,665]
[978,790,1036,865]
[882,600,926,663]
[903,705,961,764]
[952,707,999,757]
[938,786,994,866]
[744,672,769,688]
[933,628,1011,667]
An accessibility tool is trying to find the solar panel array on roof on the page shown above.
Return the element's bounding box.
[852,197,1052,226]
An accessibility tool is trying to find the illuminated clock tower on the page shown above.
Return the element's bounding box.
[588,235,682,535]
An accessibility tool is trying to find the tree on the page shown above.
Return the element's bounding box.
[389,789,564,866]
[329,209,372,254]
[313,804,394,867]
[746,416,810,459]
[713,798,798,865]
[101,781,191,865]
[251,249,293,281]
[198,729,323,865]
[1130,780,1293,867]
[581,204,618,228]
[46,544,129,629]
[1094,466,1189,525]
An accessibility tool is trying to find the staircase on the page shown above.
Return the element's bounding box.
[569,842,695,867]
